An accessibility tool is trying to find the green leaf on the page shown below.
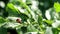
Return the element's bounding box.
[38,16,42,25]
[6,3,20,17]
[0,17,6,27]
[54,2,60,12]
[52,28,59,34]
[7,3,20,14]
[44,20,53,25]
[27,24,38,32]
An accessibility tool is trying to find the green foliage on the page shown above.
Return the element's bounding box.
[0,17,6,27]
[0,27,7,34]
[43,20,53,25]
[0,0,60,34]
[54,2,60,12]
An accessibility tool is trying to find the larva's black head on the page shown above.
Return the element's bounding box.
[7,28,18,34]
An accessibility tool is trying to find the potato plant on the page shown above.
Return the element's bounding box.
[0,0,60,34]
